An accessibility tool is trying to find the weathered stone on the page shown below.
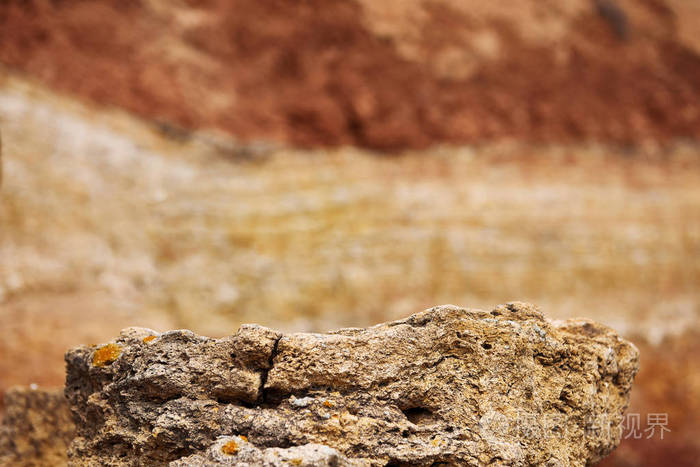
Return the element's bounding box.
[64,303,639,466]
[0,386,75,466]
[171,435,369,466]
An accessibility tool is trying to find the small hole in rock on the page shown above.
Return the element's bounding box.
[402,406,435,425]
[481,342,492,350]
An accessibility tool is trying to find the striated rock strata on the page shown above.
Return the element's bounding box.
[64,303,639,466]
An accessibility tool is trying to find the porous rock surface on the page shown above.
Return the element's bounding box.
[170,436,366,466]
[0,386,75,466]
[64,303,639,466]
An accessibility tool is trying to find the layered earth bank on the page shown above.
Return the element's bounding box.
[1,0,699,149]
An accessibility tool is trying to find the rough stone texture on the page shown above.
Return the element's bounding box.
[0,386,75,466]
[171,436,368,466]
[64,303,639,466]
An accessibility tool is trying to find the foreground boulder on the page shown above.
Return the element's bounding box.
[64,303,639,466]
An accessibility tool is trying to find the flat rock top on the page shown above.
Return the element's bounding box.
[64,303,639,466]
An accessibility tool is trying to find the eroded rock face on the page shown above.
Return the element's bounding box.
[64,303,639,466]
[171,436,368,466]
[0,387,75,466]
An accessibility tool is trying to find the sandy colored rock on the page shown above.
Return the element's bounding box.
[0,386,75,466]
[171,436,368,466]
[64,303,639,466]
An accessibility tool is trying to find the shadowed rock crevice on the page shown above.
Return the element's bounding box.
[259,334,283,404]
[62,303,639,466]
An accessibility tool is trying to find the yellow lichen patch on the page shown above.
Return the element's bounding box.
[92,343,122,367]
[142,335,157,343]
[290,459,303,466]
[239,435,248,442]
[221,440,239,455]
[322,400,334,408]
[431,437,445,447]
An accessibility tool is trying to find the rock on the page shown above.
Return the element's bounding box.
[64,303,639,466]
[171,435,368,466]
[0,386,75,466]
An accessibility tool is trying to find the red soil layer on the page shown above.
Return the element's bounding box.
[1,0,699,150]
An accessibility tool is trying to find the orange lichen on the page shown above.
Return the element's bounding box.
[92,343,122,367]
[142,335,157,343]
[221,440,239,455]
[239,435,248,442]
[431,437,444,447]
[323,400,334,408]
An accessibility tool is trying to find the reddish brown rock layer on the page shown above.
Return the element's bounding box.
[1,0,699,150]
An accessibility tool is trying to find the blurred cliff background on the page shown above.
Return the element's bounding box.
[0,1,698,464]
